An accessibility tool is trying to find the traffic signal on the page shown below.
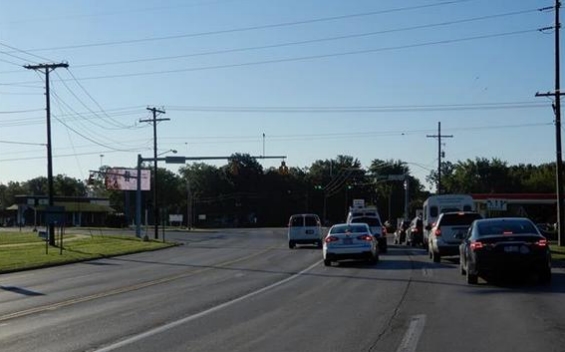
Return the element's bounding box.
[314,185,323,190]
[278,160,289,175]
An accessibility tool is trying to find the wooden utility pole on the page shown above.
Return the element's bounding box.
[427,122,453,194]
[24,62,69,246]
[141,107,169,240]
[536,0,565,246]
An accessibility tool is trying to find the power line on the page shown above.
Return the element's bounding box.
[10,0,477,53]
[0,41,53,62]
[64,68,141,129]
[69,8,538,69]
[0,28,541,85]
[0,108,44,114]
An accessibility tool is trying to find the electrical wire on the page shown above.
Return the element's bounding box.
[0,41,53,63]
[70,8,538,69]
[10,0,477,53]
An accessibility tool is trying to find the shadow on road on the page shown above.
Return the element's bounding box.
[0,285,45,296]
[463,272,565,294]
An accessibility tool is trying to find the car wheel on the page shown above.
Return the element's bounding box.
[380,241,388,253]
[368,255,378,265]
[323,259,331,267]
[432,251,441,263]
[288,241,295,249]
[539,267,552,285]
[466,270,478,285]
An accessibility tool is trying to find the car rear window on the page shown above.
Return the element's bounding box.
[331,225,368,234]
[477,220,538,236]
[290,217,303,227]
[304,216,318,227]
[350,217,381,227]
[439,213,482,226]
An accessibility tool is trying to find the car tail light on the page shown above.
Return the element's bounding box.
[470,241,484,251]
[412,228,419,233]
[535,239,548,247]
[325,236,339,243]
[357,234,373,241]
[382,227,387,236]
[434,228,442,236]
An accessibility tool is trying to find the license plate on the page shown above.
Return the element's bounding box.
[343,238,353,245]
[504,245,519,253]
[305,230,314,235]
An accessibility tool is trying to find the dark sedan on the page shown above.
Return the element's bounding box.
[459,217,552,285]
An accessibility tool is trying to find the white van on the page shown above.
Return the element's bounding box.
[287,214,323,249]
[422,194,475,248]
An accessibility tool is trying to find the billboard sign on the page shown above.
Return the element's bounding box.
[106,168,151,191]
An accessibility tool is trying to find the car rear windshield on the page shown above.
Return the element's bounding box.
[439,213,482,226]
[290,217,303,227]
[477,220,538,236]
[350,217,381,227]
[304,216,319,226]
[331,225,368,234]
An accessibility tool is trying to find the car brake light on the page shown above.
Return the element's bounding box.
[412,228,419,233]
[470,241,484,251]
[325,236,339,243]
[503,231,513,235]
[535,239,548,247]
[434,228,441,236]
[357,235,373,241]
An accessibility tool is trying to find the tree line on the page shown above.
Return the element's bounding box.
[0,155,558,227]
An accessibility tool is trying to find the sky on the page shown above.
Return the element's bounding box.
[0,0,560,191]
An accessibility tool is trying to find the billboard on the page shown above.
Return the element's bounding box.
[106,168,151,191]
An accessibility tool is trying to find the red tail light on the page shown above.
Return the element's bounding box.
[357,235,373,241]
[382,227,387,236]
[325,236,339,243]
[535,239,548,247]
[434,228,442,236]
[470,241,484,251]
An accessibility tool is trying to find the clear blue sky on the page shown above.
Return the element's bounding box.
[0,0,558,190]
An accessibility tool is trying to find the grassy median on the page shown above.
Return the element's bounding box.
[551,242,565,262]
[0,231,174,273]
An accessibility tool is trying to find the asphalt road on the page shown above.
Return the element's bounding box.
[0,228,564,352]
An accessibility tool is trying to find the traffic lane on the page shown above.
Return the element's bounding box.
[0,238,323,352]
[379,248,565,352]
[91,249,418,352]
[0,229,286,321]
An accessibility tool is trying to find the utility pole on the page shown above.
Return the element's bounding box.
[141,107,169,240]
[24,62,69,246]
[536,0,565,246]
[427,122,453,194]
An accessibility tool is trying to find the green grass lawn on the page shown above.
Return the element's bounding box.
[0,232,78,245]
[0,235,174,273]
[550,242,565,262]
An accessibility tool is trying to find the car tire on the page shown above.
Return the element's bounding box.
[432,251,441,263]
[539,267,552,285]
[324,259,331,267]
[466,270,478,285]
[288,241,295,249]
[368,255,378,265]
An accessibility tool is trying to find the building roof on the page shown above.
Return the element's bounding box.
[7,202,115,213]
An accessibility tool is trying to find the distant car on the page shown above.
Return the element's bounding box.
[394,220,410,245]
[323,223,378,266]
[348,215,388,253]
[287,214,323,249]
[428,211,483,263]
[459,217,552,285]
[406,217,423,247]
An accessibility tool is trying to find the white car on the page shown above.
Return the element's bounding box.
[323,223,378,266]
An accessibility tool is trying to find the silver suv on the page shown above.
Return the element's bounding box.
[428,211,483,263]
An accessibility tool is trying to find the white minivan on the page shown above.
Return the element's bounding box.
[287,214,323,249]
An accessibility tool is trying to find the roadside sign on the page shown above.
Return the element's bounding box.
[352,199,365,208]
[169,214,183,223]
[486,199,507,211]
